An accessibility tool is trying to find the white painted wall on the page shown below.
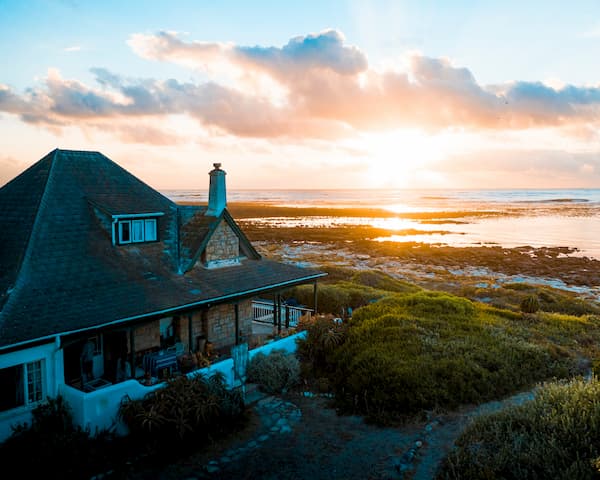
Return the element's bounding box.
[0,339,64,442]
[61,331,307,437]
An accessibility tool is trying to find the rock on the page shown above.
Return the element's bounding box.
[247,440,257,449]
[415,440,423,448]
[220,456,231,463]
[258,434,269,442]
[280,424,292,434]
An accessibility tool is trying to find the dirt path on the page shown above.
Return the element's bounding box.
[126,387,538,480]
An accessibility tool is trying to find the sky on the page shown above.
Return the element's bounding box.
[1,0,600,190]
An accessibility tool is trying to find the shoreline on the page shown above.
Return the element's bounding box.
[179,201,600,295]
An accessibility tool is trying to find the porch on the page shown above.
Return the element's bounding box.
[59,330,307,437]
[62,298,313,393]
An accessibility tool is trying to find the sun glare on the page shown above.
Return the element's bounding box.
[361,130,449,188]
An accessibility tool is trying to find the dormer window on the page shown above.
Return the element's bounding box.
[110,212,164,246]
[116,218,158,244]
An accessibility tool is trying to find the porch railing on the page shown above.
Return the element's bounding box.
[252,300,312,327]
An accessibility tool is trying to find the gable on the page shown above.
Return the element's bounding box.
[202,219,240,268]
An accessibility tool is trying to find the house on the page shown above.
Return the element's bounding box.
[0,149,325,440]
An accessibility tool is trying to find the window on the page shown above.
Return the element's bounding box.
[119,221,130,243]
[144,219,157,241]
[117,218,157,244]
[160,317,175,348]
[131,220,144,242]
[0,360,43,413]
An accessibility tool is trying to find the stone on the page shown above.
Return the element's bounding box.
[415,440,423,448]
[247,440,257,449]
[206,464,220,474]
[220,456,231,463]
[280,424,292,434]
[258,434,269,442]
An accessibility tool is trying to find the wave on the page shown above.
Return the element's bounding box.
[517,198,590,204]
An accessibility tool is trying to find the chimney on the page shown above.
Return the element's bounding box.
[205,163,226,216]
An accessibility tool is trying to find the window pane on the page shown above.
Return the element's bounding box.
[0,365,25,411]
[132,220,144,242]
[144,219,157,241]
[119,221,130,243]
[27,361,42,404]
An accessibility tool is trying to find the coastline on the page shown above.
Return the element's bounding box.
[208,201,600,299]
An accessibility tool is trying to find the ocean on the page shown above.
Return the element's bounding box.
[162,188,600,260]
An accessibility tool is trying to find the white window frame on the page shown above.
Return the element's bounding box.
[117,218,158,244]
[118,220,131,244]
[26,360,43,405]
[144,219,157,242]
[0,360,44,412]
[131,219,145,242]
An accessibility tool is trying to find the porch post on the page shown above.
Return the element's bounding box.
[272,293,278,331]
[313,280,318,315]
[129,327,135,379]
[234,303,240,345]
[276,294,282,335]
[285,303,290,329]
[188,314,193,353]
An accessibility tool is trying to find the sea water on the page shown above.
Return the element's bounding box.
[162,188,600,260]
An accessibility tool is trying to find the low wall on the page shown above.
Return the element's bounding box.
[61,331,307,436]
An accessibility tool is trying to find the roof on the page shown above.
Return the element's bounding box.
[0,149,325,349]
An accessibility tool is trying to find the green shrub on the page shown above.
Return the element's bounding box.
[0,395,125,478]
[296,315,347,378]
[520,294,541,313]
[350,270,421,294]
[247,349,300,394]
[118,373,245,449]
[294,285,600,426]
[289,282,387,317]
[437,377,600,479]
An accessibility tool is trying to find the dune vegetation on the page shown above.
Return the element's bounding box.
[437,377,600,479]
[294,269,600,426]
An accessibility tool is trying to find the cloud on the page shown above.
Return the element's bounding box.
[434,149,600,188]
[2,30,600,144]
[0,156,26,186]
[64,45,82,52]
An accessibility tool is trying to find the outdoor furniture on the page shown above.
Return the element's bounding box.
[83,378,112,392]
[143,350,178,378]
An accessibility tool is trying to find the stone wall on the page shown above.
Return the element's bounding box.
[204,220,239,266]
[206,300,253,349]
[132,320,160,352]
[129,302,251,355]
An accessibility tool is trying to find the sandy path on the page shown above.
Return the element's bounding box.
[129,387,538,480]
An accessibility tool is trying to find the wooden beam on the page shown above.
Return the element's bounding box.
[234,303,240,345]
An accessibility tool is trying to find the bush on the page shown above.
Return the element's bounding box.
[437,377,600,479]
[315,290,592,425]
[0,395,125,478]
[296,315,347,378]
[118,373,245,450]
[247,349,300,394]
[350,270,421,294]
[520,294,541,313]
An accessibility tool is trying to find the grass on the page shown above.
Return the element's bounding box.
[296,274,600,426]
[437,377,600,479]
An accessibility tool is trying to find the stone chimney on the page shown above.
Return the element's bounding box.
[205,163,226,216]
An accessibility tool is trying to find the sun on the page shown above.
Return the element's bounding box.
[359,129,449,188]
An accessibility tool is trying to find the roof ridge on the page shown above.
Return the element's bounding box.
[0,149,58,323]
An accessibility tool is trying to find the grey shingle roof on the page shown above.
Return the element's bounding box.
[0,149,324,349]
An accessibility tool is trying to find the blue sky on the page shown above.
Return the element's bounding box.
[1,0,599,189]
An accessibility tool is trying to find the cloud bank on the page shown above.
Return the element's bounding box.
[1,29,600,144]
